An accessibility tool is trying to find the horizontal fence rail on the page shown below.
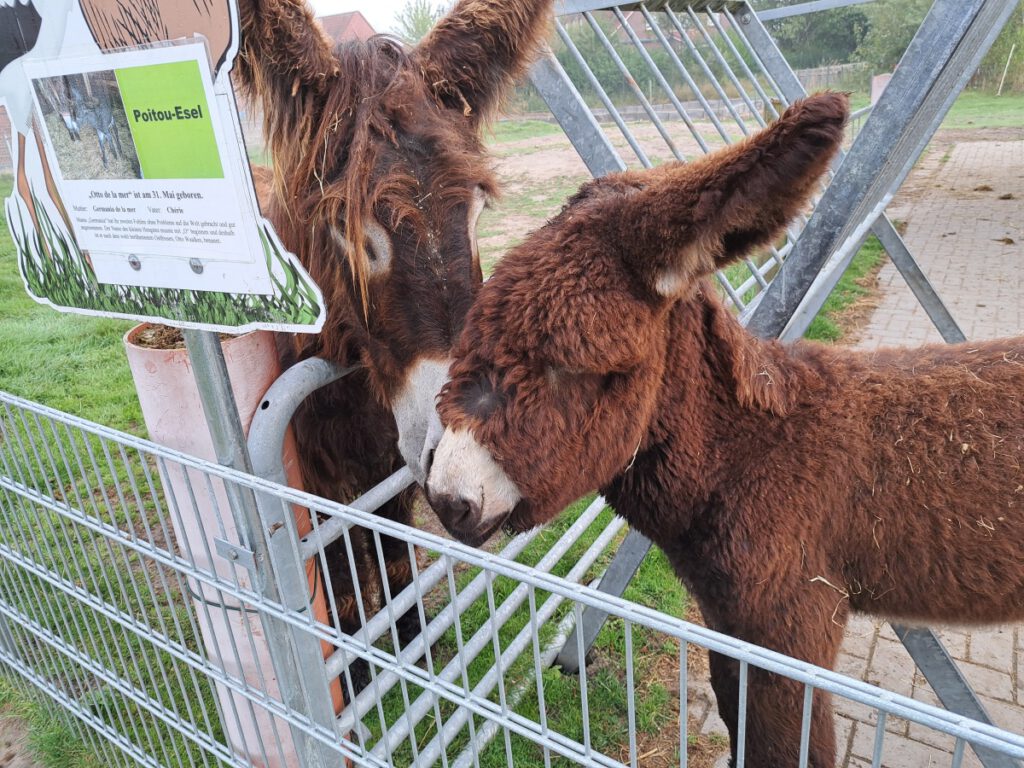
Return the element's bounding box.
[1,389,1022,767]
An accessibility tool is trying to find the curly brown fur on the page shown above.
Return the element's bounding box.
[428,93,1024,766]
[234,0,553,693]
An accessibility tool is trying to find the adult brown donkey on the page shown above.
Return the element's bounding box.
[231,0,552,689]
[426,93,1024,766]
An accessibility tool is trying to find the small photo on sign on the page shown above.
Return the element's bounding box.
[32,72,142,181]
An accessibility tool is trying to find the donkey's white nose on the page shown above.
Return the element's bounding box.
[392,358,451,484]
[426,427,521,545]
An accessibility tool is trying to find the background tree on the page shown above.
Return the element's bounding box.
[392,0,445,44]
[854,0,931,73]
[973,0,1023,92]
[762,2,868,69]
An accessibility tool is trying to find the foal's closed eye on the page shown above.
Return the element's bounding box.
[545,366,617,393]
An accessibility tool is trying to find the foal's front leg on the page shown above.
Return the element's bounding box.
[705,590,847,767]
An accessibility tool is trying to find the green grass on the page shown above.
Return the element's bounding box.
[488,119,562,144]
[0,679,102,768]
[940,90,1024,130]
[803,234,886,342]
[0,176,140,431]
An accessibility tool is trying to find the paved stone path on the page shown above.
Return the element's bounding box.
[693,137,1024,767]
[855,139,1024,350]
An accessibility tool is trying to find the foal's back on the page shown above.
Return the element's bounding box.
[813,336,1024,624]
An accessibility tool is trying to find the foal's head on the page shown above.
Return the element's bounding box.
[426,93,848,545]
[237,0,551,481]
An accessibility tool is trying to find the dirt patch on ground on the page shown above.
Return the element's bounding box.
[0,710,42,768]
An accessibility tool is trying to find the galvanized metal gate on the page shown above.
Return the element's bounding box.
[0,1,1021,767]
[2,390,1024,767]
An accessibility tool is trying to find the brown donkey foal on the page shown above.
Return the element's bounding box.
[425,93,1024,767]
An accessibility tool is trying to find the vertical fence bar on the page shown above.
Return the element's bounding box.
[872,711,888,768]
[736,661,748,767]
[680,640,688,768]
[799,685,813,768]
[182,329,340,768]
[706,10,778,119]
[685,7,765,127]
[584,10,685,160]
[612,7,708,153]
[624,619,638,768]
[554,19,653,167]
[640,6,732,144]
[664,7,751,134]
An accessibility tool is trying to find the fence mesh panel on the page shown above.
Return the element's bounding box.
[1,391,1022,768]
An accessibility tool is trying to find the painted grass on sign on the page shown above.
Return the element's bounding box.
[8,185,321,330]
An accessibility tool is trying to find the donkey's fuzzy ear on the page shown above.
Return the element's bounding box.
[413,0,553,125]
[602,93,848,300]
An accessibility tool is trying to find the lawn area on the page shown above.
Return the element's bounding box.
[0,176,140,432]
[488,118,563,144]
[940,89,1024,130]
[804,235,886,343]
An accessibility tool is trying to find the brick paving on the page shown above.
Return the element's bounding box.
[693,137,1024,766]
[855,139,1024,350]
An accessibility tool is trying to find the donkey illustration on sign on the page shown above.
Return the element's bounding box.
[232,0,553,689]
[426,93,1024,767]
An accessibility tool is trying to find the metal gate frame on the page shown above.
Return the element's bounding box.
[1,390,1024,767]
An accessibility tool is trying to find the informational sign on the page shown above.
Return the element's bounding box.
[1,0,324,332]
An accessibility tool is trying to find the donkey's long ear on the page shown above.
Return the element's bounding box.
[234,0,338,106]
[606,93,848,299]
[413,0,553,125]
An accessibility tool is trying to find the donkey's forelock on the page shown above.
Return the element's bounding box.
[249,37,498,324]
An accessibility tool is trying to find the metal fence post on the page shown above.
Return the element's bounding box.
[183,329,342,768]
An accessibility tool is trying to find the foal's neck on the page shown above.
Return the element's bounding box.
[621,291,825,519]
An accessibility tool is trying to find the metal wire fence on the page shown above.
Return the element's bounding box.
[2,390,1023,768]
[543,3,808,317]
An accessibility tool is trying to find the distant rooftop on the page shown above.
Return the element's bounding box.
[318,11,377,44]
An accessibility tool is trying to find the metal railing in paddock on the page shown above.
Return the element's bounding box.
[1,390,1023,768]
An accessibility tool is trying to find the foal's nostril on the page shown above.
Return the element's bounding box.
[447,496,474,526]
[429,492,481,532]
[424,448,436,478]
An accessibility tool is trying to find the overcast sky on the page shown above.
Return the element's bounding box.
[309,0,410,38]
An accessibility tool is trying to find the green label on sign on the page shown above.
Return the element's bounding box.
[115,60,223,179]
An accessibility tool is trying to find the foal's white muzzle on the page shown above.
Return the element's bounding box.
[425,427,522,546]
